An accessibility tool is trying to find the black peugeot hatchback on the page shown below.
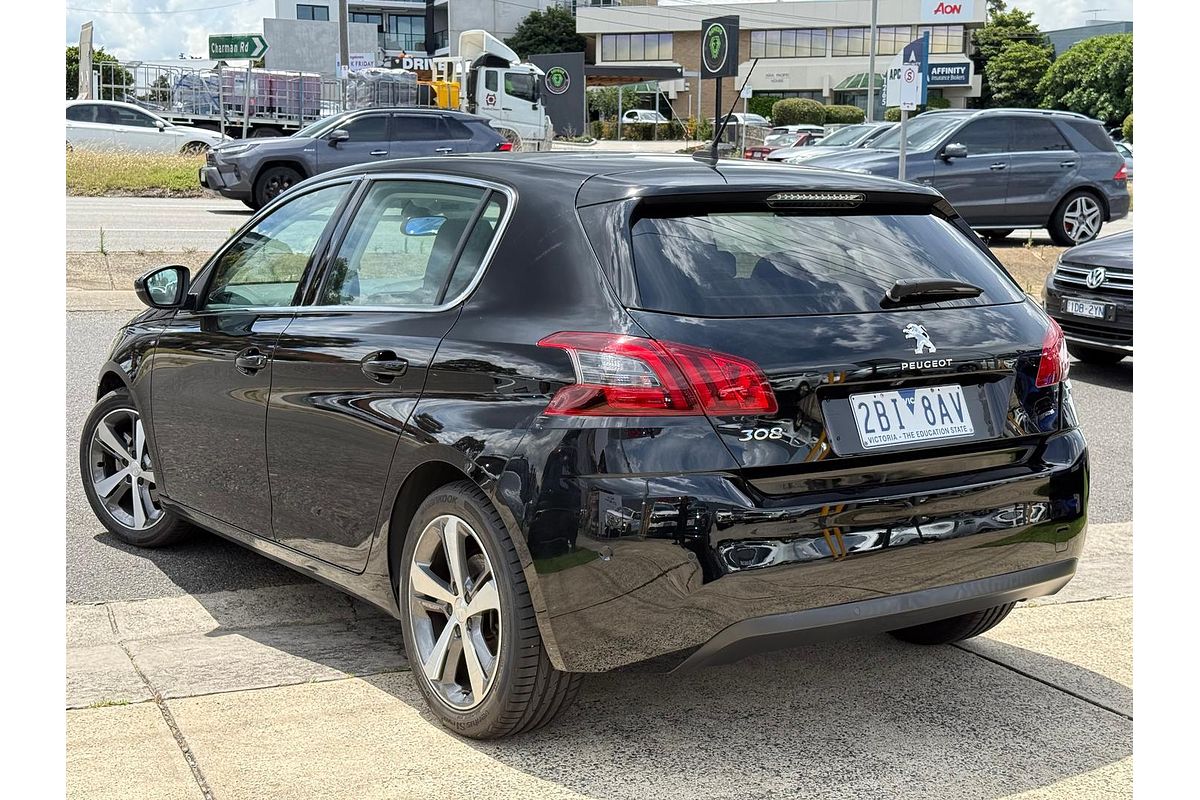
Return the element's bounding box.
[80,153,1087,739]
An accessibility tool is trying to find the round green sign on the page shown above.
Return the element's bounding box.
[703,23,729,75]
[545,66,571,96]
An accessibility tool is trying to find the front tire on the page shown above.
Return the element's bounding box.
[253,165,302,209]
[1067,343,1127,365]
[79,389,191,548]
[890,603,1015,645]
[399,481,582,739]
[1049,191,1104,246]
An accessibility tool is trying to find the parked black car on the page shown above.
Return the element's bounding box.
[801,108,1130,246]
[200,108,511,209]
[1043,230,1133,363]
[81,154,1087,739]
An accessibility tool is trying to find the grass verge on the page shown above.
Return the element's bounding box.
[67,149,206,197]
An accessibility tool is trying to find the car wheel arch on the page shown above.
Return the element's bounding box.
[252,159,309,186]
[96,369,129,401]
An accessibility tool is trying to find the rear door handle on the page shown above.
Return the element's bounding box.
[989,162,1008,171]
[361,351,408,383]
[435,146,453,153]
[370,149,388,156]
[234,348,268,375]
[1059,160,1078,168]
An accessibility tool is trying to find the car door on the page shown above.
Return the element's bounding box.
[389,113,453,158]
[150,181,353,537]
[932,117,1016,224]
[66,103,114,149]
[102,105,171,153]
[1005,118,1077,224]
[316,112,392,172]
[265,177,509,569]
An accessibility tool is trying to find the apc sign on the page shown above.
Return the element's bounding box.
[921,0,975,22]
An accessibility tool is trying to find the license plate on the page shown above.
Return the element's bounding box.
[851,385,974,450]
[1063,297,1109,319]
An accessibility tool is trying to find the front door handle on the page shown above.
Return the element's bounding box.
[361,350,408,383]
[234,348,268,375]
[369,149,388,156]
[1059,160,1078,168]
[989,162,1008,171]
[435,146,453,153]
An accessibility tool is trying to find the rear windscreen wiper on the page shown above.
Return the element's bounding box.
[882,278,984,307]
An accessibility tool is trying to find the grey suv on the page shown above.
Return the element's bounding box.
[801,108,1130,246]
[201,108,510,209]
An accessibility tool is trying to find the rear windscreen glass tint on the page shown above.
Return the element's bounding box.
[630,212,1023,317]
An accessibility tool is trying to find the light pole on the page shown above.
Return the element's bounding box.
[866,0,878,122]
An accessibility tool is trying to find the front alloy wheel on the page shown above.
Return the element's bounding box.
[88,408,162,531]
[407,514,502,710]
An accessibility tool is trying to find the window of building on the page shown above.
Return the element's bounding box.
[916,24,965,54]
[296,4,329,21]
[600,33,672,62]
[754,90,824,102]
[350,12,383,30]
[832,27,870,56]
[384,14,426,51]
[750,28,827,58]
[874,26,914,56]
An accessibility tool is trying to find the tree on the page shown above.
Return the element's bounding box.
[985,41,1052,107]
[970,8,1051,106]
[504,7,586,57]
[1038,33,1133,125]
[66,45,132,100]
[587,86,638,120]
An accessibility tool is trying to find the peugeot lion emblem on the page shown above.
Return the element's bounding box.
[903,323,936,355]
[1085,267,1107,289]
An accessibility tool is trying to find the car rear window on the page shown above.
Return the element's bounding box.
[629,210,1023,317]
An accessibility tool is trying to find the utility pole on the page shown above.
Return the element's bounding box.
[866,0,878,122]
[338,0,350,76]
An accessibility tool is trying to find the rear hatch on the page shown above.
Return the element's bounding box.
[587,192,1068,472]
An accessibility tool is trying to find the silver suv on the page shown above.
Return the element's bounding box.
[801,108,1130,246]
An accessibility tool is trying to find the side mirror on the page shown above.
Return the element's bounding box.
[155,120,166,131]
[403,216,446,237]
[942,142,968,160]
[328,129,350,146]
[135,265,190,309]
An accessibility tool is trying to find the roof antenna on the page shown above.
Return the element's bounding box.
[694,58,760,167]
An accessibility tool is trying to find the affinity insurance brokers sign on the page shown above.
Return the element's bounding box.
[921,0,975,22]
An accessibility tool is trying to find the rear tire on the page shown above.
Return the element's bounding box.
[889,603,1015,645]
[79,389,192,548]
[253,165,302,209]
[399,480,582,739]
[1049,190,1104,246]
[1067,343,1127,365]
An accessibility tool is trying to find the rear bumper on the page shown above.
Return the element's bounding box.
[674,559,1075,671]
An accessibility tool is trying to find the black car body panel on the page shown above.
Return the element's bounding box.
[94,153,1088,673]
[1043,231,1133,353]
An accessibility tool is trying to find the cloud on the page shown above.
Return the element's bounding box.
[65,0,275,60]
[1010,0,1133,31]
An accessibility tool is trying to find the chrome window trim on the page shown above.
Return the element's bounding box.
[294,171,518,315]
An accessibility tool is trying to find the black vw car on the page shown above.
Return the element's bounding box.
[1043,230,1133,363]
[80,154,1088,739]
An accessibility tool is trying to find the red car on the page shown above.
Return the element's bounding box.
[744,131,816,159]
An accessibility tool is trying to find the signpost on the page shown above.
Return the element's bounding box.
[896,33,929,182]
[209,34,269,140]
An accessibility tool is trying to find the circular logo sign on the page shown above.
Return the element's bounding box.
[702,23,729,75]
[545,66,570,95]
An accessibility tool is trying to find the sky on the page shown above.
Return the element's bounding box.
[64,0,1134,61]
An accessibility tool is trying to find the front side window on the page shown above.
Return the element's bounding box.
[951,118,1014,156]
[297,4,329,21]
[104,106,159,128]
[484,70,498,92]
[205,184,348,309]
[505,72,538,103]
[318,181,505,307]
[629,210,1022,317]
[338,114,389,141]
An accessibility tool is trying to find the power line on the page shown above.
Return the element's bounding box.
[67,1,258,15]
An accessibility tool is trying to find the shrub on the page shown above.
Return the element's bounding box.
[824,104,865,124]
[884,107,903,122]
[771,98,825,125]
[1122,113,1132,143]
[927,95,952,110]
[746,95,777,121]
[589,120,605,139]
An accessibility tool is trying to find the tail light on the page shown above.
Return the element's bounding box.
[496,142,514,152]
[1035,319,1070,388]
[538,332,778,417]
[1113,163,1127,181]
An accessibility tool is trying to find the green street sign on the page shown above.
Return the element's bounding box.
[208,33,269,60]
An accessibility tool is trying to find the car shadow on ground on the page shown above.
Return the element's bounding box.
[1069,358,1132,392]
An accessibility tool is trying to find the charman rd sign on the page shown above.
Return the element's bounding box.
[208,33,269,60]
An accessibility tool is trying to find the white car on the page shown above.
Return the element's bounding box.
[66,100,230,154]
[622,109,670,124]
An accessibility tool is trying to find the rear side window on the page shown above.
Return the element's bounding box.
[392,115,445,141]
[1015,119,1071,151]
[1063,120,1119,152]
[629,211,1023,317]
[444,118,474,140]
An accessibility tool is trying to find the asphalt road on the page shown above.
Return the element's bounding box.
[65,194,1134,253]
[65,309,1133,604]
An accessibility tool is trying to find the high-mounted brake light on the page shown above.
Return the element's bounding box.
[496,142,514,152]
[1113,163,1128,181]
[1035,319,1070,388]
[538,332,778,417]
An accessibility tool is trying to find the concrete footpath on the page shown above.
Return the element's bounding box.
[66,523,1132,800]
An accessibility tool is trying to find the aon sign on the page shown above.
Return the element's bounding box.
[921,0,975,21]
